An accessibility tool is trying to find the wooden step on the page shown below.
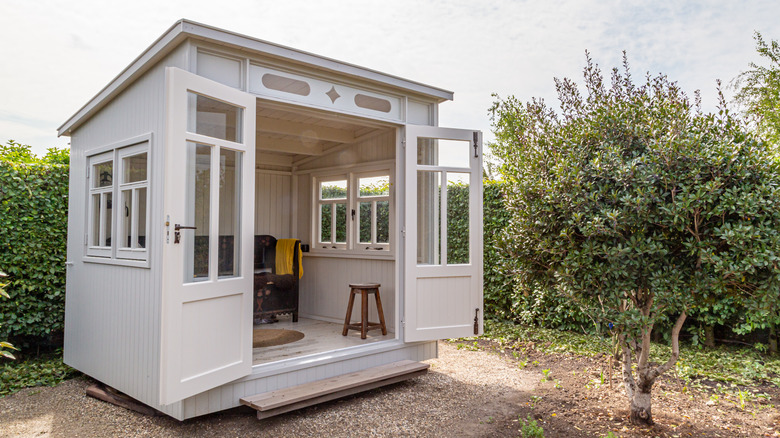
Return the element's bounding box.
[240,360,429,419]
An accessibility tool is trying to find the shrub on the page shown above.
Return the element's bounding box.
[0,141,69,347]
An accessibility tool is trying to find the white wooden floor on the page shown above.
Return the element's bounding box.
[252,315,394,365]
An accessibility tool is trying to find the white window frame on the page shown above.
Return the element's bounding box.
[84,134,152,267]
[311,163,394,255]
[354,170,391,252]
[86,151,114,258]
[116,144,150,261]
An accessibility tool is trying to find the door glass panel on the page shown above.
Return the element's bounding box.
[137,187,147,249]
[359,175,389,196]
[94,161,113,188]
[335,203,347,243]
[103,193,113,247]
[376,200,389,244]
[187,92,243,142]
[120,189,132,248]
[186,142,211,282]
[359,202,372,243]
[218,149,241,278]
[447,173,470,264]
[123,153,147,183]
[417,170,441,265]
[320,180,347,199]
[417,138,470,168]
[320,204,332,242]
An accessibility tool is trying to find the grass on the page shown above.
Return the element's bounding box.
[0,350,79,397]
[481,319,780,389]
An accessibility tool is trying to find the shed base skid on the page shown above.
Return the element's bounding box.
[86,383,161,417]
[241,360,429,419]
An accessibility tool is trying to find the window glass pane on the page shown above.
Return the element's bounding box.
[103,192,113,247]
[358,175,389,197]
[120,189,132,248]
[417,171,441,265]
[417,138,470,168]
[123,152,147,183]
[137,187,147,249]
[94,161,113,188]
[359,202,372,243]
[186,142,211,282]
[91,194,101,246]
[447,173,470,265]
[320,204,332,243]
[187,92,242,142]
[335,203,347,243]
[320,180,347,199]
[218,149,241,278]
[376,200,389,244]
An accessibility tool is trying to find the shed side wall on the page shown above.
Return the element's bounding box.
[64,44,189,420]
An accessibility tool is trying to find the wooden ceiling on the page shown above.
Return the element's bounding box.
[255,101,390,158]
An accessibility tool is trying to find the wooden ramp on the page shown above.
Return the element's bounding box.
[240,360,429,419]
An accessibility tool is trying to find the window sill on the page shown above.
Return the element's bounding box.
[304,250,395,261]
[82,256,151,269]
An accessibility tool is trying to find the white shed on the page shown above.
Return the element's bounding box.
[59,19,483,420]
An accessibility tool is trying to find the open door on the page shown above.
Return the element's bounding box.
[404,125,483,342]
[160,68,256,404]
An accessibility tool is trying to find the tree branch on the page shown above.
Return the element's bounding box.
[649,311,687,380]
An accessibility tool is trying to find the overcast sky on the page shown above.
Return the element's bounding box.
[1,0,779,156]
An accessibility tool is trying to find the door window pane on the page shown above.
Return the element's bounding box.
[417,171,441,265]
[186,143,211,282]
[94,161,113,188]
[218,149,241,278]
[122,152,147,183]
[417,138,470,168]
[447,173,470,265]
[320,180,347,199]
[187,92,243,142]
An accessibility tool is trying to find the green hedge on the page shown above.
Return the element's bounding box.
[0,142,69,346]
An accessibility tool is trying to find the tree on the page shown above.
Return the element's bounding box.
[732,32,780,147]
[491,54,780,425]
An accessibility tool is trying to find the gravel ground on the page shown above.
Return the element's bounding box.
[0,342,536,437]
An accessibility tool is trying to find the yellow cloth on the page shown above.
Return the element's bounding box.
[275,239,303,279]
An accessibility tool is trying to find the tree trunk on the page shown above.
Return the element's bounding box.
[770,324,778,355]
[629,387,653,425]
[703,324,715,348]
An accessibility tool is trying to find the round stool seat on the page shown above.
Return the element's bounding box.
[349,283,381,290]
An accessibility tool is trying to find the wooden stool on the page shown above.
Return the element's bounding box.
[342,283,387,339]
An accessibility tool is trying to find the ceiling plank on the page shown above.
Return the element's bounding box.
[256,117,356,144]
[257,135,325,155]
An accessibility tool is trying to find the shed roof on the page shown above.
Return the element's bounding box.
[58,19,454,136]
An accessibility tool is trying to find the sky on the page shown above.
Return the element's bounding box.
[1,0,779,156]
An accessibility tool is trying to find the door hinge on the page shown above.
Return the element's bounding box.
[401,139,406,148]
[474,308,480,335]
[473,131,479,158]
[401,318,406,327]
[401,226,406,238]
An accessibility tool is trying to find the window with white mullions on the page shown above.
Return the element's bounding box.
[356,174,390,250]
[87,152,114,258]
[317,178,348,249]
[116,145,149,260]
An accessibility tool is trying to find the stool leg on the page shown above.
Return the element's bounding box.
[361,290,369,339]
[373,288,388,336]
[342,289,356,336]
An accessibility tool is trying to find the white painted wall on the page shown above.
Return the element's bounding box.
[64,43,190,420]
